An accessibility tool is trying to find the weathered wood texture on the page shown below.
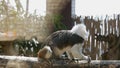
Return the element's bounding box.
[80,15,120,60]
[0,55,120,68]
[46,0,73,29]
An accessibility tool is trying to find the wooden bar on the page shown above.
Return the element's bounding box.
[0,55,120,64]
[0,55,120,68]
[0,55,38,62]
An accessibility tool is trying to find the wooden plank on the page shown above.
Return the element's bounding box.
[0,55,38,62]
[0,55,120,64]
[0,55,120,68]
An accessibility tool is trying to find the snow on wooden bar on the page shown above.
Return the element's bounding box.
[0,55,38,62]
[53,60,120,68]
[91,60,120,65]
[0,55,120,68]
[0,55,120,65]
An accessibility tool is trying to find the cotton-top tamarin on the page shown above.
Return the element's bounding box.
[37,23,90,62]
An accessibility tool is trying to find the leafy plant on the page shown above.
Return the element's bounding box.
[53,14,68,31]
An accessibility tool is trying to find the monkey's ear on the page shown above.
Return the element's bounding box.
[37,47,48,59]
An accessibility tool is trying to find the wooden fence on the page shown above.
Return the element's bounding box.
[76,14,120,60]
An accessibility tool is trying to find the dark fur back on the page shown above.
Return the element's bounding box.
[43,30,84,49]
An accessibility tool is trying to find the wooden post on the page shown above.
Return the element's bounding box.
[46,0,73,31]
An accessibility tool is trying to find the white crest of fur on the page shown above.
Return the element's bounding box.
[67,24,90,61]
[70,24,89,41]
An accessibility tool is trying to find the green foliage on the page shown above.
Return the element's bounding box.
[53,14,68,31]
[13,37,42,57]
